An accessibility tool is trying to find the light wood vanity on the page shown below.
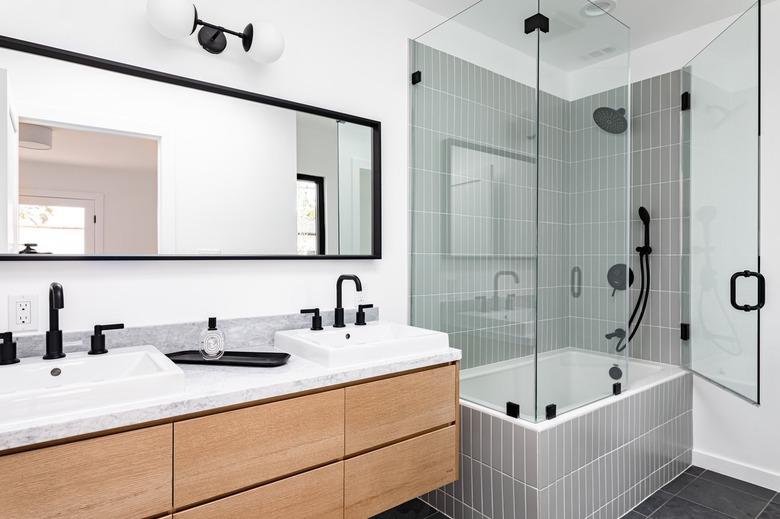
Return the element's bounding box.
[0,362,459,519]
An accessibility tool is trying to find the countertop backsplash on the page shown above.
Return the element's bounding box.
[14,307,379,359]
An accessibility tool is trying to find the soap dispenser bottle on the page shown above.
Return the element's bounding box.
[199,317,225,360]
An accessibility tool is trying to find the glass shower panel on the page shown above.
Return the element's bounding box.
[410,0,540,420]
[536,0,630,420]
[681,3,761,403]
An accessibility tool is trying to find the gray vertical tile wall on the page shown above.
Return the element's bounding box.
[537,90,574,357]
[410,41,572,371]
[629,71,684,366]
[567,87,630,358]
[422,373,693,519]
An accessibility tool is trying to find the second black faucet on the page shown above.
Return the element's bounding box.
[334,274,362,328]
[44,282,65,360]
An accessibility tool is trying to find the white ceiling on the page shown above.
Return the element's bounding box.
[411,0,757,69]
[19,124,157,173]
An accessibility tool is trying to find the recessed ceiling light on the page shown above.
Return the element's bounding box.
[581,0,616,17]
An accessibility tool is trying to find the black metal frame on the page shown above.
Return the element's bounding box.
[296,174,326,255]
[0,35,382,261]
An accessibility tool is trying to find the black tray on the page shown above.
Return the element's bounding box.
[167,350,290,368]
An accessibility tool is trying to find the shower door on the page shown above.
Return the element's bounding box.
[681,2,761,403]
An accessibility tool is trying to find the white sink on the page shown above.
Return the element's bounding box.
[275,321,449,368]
[0,345,185,426]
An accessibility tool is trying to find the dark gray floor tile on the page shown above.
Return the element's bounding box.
[635,491,674,516]
[760,502,780,519]
[649,497,732,519]
[372,498,436,518]
[663,474,697,495]
[685,466,705,477]
[622,512,645,519]
[774,494,780,504]
[426,514,448,519]
[700,471,776,500]
[678,478,770,519]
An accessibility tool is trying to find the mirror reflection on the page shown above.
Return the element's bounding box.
[0,47,377,258]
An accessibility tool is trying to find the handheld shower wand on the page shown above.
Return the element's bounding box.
[607,207,652,353]
[638,207,651,254]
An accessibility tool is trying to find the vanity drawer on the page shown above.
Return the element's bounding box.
[174,461,343,519]
[344,364,457,454]
[173,389,345,508]
[344,425,458,519]
[0,424,172,519]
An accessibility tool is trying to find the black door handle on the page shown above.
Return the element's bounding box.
[730,270,765,312]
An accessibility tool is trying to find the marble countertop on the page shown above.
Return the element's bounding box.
[0,348,461,452]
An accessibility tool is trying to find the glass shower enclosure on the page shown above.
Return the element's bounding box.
[409,0,631,422]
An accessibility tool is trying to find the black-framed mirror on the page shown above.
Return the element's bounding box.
[0,36,381,260]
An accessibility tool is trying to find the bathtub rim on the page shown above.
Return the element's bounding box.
[460,349,687,431]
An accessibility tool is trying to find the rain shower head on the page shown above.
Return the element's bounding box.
[593,107,627,134]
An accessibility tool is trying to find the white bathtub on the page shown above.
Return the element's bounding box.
[460,348,684,425]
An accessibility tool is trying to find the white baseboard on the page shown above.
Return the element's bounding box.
[693,449,780,492]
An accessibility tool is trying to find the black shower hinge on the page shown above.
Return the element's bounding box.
[411,70,422,85]
[545,403,557,420]
[681,91,691,111]
[524,13,550,34]
[506,401,520,418]
[680,322,690,341]
[613,382,622,396]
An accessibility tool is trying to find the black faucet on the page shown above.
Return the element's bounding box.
[334,274,362,328]
[44,282,65,360]
[493,270,519,309]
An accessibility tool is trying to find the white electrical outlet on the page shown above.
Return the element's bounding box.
[8,295,38,332]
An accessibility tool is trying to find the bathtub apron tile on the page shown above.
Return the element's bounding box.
[481,463,492,517]
[491,468,503,519]
[481,412,492,465]
[490,416,502,470]
[513,423,526,483]
[501,472,514,519]
[501,420,513,476]
[463,456,474,508]
[462,407,472,458]
[473,410,485,463]
[525,428,539,488]
[556,424,565,484]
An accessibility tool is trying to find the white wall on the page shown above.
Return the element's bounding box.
[0,0,441,332]
[20,161,158,254]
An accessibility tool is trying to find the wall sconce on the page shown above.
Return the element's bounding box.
[146,0,284,64]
